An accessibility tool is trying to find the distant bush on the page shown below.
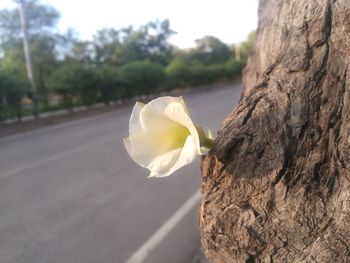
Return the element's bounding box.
[165,58,194,88]
[165,58,244,89]
[49,64,98,107]
[93,66,124,105]
[0,71,24,121]
[117,61,165,97]
[223,59,245,76]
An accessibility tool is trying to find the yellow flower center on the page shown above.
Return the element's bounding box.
[159,123,190,151]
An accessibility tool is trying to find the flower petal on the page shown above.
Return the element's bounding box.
[123,134,160,168]
[147,149,182,177]
[139,97,184,131]
[141,96,188,117]
[148,135,198,177]
[139,96,200,154]
[124,97,203,177]
[129,102,146,134]
[124,119,191,166]
[139,107,179,133]
[163,101,201,154]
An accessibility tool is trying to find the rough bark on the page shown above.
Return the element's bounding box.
[199,0,350,262]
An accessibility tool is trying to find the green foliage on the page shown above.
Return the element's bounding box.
[164,36,237,88]
[48,63,97,107]
[192,36,232,65]
[237,31,256,62]
[48,64,77,108]
[49,61,166,107]
[0,0,60,44]
[118,61,165,97]
[0,0,60,109]
[93,65,123,105]
[93,28,120,64]
[224,58,245,75]
[0,0,254,121]
[0,37,57,106]
[0,40,26,79]
[31,35,58,105]
[65,40,94,64]
[165,58,193,87]
[49,64,125,107]
[0,71,25,121]
[165,57,245,88]
[93,19,175,66]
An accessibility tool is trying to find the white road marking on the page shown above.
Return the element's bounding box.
[123,191,201,263]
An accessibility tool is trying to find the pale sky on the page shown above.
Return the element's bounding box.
[0,0,259,48]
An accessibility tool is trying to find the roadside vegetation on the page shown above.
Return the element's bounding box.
[0,0,255,123]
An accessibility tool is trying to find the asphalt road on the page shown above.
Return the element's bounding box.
[0,83,241,263]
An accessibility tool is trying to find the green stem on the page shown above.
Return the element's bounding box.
[201,137,215,150]
[195,125,215,150]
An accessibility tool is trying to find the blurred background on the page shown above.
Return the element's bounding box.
[0,0,258,262]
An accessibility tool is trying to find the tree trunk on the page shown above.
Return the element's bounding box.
[199,1,350,262]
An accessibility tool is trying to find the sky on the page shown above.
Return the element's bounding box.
[0,0,259,48]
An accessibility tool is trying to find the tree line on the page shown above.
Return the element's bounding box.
[0,0,255,122]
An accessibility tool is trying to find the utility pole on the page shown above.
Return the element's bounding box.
[18,0,38,118]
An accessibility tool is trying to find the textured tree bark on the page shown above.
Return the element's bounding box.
[199,0,350,262]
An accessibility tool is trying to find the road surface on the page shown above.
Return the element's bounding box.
[0,83,241,263]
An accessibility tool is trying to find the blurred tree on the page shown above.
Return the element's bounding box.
[0,0,59,108]
[166,35,232,85]
[65,40,94,64]
[0,0,59,44]
[31,35,57,106]
[48,63,80,109]
[0,41,26,78]
[93,65,123,105]
[118,61,165,97]
[165,57,198,87]
[192,36,232,65]
[113,27,146,65]
[93,28,121,64]
[93,19,175,66]
[165,34,246,89]
[142,19,176,65]
[0,37,58,108]
[237,31,256,62]
[0,70,24,122]
[48,63,98,107]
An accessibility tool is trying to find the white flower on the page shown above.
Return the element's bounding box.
[123,96,211,177]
